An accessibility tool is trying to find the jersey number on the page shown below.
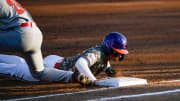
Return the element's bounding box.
[7,0,24,15]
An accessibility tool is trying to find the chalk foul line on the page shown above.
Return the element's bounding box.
[86,89,180,101]
[4,79,180,101]
[5,87,116,101]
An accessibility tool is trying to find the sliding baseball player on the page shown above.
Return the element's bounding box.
[0,32,128,84]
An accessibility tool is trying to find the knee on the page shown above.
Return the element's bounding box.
[30,70,44,80]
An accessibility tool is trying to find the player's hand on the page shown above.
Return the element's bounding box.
[105,68,116,77]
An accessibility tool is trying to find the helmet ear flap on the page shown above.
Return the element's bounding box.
[103,40,113,55]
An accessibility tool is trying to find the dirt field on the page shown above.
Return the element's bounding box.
[1,0,180,100]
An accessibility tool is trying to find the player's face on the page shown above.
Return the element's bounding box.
[110,52,122,61]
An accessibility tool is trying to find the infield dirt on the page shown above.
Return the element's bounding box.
[0,0,180,100]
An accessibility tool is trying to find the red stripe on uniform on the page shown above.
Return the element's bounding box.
[20,22,32,27]
[54,62,60,69]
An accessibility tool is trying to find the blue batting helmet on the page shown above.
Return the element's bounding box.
[102,32,128,55]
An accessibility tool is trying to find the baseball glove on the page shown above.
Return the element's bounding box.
[105,68,124,77]
[105,68,116,77]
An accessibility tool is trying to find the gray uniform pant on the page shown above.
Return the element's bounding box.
[0,22,73,83]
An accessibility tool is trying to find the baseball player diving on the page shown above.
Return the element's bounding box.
[0,0,93,87]
[0,32,128,85]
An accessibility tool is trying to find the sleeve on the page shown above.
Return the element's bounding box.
[104,61,116,77]
[75,57,96,81]
[105,61,111,71]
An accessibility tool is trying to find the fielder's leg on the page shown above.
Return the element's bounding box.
[0,24,75,83]
[20,23,75,83]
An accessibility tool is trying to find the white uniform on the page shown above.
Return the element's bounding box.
[0,54,65,82]
[0,54,66,82]
[0,54,38,81]
[0,0,74,83]
[0,54,97,82]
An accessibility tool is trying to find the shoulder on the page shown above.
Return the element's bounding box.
[83,45,104,58]
[81,45,106,65]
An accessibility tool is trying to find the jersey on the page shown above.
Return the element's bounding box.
[58,45,111,76]
[0,0,33,30]
[0,54,74,82]
[0,0,76,82]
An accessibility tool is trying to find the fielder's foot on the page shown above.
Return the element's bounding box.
[73,72,93,87]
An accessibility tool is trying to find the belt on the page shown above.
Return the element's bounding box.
[20,22,33,27]
[0,22,35,31]
[0,22,36,33]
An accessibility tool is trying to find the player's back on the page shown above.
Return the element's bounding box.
[0,0,33,30]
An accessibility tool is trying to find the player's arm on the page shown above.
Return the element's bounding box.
[75,57,96,81]
[104,61,116,77]
[75,51,100,81]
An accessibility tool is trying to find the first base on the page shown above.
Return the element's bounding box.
[95,77,148,87]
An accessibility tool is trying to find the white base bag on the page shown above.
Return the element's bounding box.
[95,77,148,87]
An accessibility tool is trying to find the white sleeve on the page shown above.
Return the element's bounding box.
[107,61,111,68]
[104,61,111,71]
[75,57,96,81]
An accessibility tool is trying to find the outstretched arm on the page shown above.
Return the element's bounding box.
[104,61,116,77]
[75,57,96,81]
